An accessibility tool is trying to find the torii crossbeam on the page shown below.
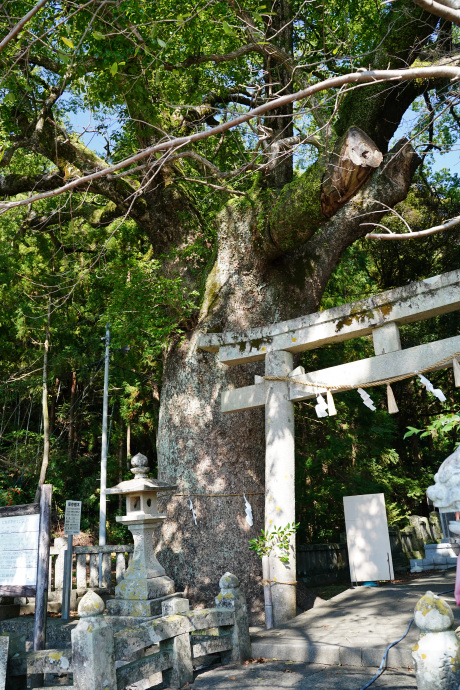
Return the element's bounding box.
[197,269,460,626]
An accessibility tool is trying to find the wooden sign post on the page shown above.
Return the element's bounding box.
[61,500,81,620]
[0,484,52,654]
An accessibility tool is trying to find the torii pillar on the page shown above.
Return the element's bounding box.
[264,350,296,624]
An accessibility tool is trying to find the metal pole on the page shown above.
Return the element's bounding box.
[99,324,110,583]
[262,555,274,629]
[61,534,73,620]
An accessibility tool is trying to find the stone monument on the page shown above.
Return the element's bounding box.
[410,446,460,573]
[106,453,181,616]
[427,444,460,538]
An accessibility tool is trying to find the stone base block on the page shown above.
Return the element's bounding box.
[115,575,174,600]
[107,592,183,617]
[425,543,459,557]
[411,543,460,572]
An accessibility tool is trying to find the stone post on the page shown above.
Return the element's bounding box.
[159,596,192,687]
[160,632,194,688]
[161,597,190,616]
[71,591,116,690]
[264,351,296,626]
[53,537,67,593]
[215,572,252,663]
[428,511,443,542]
[412,591,460,690]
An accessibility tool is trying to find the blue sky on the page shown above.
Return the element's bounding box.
[391,105,460,175]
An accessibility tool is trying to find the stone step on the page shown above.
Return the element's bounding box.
[251,636,413,668]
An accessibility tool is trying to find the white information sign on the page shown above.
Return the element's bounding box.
[64,500,81,536]
[0,514,39,586]
[343,493,394,583]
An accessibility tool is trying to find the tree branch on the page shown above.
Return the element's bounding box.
[175,44,270,69]
[167,150,262,178]
[364,213,460,239]
[28,200,120,232]
[0,171,63,196]
[412,0,460,24]
[0,0,50,52]
[1,64,460,214]
[288,140,421,301]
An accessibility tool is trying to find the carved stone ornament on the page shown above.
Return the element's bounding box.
[426,445,460,510]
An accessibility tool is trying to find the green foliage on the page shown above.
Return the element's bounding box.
[249,522,300,563]
[404,411,460,444]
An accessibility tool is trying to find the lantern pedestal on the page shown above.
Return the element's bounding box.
[105,453,181,617]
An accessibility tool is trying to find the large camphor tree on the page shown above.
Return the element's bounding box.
[1,0,460,616]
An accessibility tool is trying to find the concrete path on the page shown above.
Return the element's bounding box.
[251,571,458,668]
[183,571,457,690]
[189,659,416,689]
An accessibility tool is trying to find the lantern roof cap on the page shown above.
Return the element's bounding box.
[106,452,177,494]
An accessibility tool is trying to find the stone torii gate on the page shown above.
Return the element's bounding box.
[197,268,460,626]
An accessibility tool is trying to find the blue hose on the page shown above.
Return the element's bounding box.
[358,588,455,690]
[358,617,414,690]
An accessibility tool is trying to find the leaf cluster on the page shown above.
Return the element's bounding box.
[249,522,300,563]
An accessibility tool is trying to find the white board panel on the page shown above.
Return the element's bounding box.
[0,514,39,586]
[343,493,394,583]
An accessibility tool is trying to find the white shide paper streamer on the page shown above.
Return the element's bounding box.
[243,493,253,527]
[315,394,329,418]
[418,374,446,403]
[357,388,376,411]
[188,496,197,525]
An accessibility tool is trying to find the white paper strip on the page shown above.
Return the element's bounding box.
[418,374,446,402]
[243,493,253,527]
[188,496,197,525]
[357,387,376,411]
[315,394,329,418]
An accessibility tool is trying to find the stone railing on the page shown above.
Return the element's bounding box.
[47,540,134,611]
[7,573,251,690]
[50,539,134,590]
[4,540,135,615]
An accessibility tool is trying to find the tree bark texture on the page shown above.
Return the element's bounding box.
[156,141,419,618]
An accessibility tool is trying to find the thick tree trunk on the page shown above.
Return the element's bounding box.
[156,141,419,618]
[156,203,314,617]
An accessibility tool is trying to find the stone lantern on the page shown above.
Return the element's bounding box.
[105,452,180,616]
